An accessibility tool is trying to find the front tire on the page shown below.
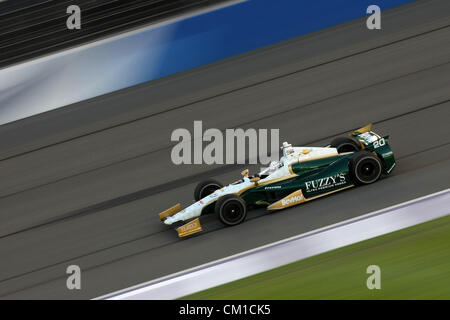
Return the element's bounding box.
[194,179,223,201]
[330,137,361,153]
[215,194,247,226]
[349,151,382,185]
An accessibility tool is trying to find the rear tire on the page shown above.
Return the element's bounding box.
[349,151,382,185]
[330,137,361,153]
[194,179,223,201]
[215,194,247,226]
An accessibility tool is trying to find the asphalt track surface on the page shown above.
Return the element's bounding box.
[0,0,449,299]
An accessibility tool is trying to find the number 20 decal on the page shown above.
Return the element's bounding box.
[373,138,386,148]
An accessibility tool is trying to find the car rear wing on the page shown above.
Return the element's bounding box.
[350,123,374,136]
[350,123,396,175]
[350,123,386,147]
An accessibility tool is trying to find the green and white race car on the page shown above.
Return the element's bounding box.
[159,124,395,237]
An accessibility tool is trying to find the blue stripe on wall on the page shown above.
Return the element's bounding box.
[153,0,413,79]
[0,0,416,124]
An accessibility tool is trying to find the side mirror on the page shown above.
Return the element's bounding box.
[250,177,260,184]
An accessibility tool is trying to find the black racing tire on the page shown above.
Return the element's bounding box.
[349,151,382,185]
[194,179,223,201]
[215,194,247,226]
[330,136,361,153]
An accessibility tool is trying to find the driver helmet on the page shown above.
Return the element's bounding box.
[281,141,294,157]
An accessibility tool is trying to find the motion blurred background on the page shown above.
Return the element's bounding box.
[0,0,449,299]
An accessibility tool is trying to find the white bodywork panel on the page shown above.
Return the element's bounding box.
[164,143,338,225]
[164,178,254,225]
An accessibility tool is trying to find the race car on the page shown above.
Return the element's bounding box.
[159,124,395,237]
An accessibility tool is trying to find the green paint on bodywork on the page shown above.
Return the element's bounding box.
[201,129,396,214]
[241,154,354,204]
[241,131,396,206]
